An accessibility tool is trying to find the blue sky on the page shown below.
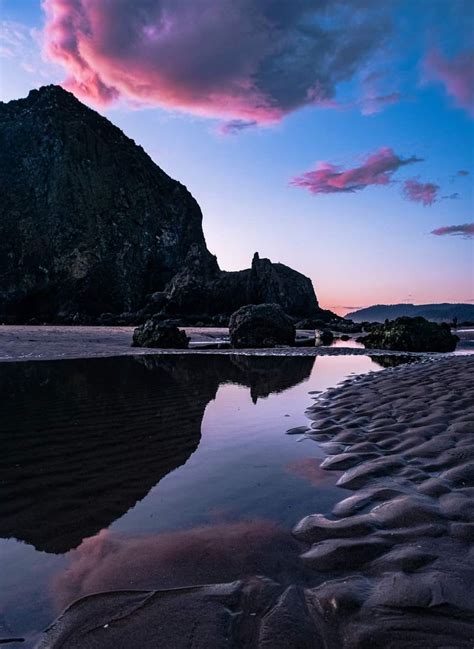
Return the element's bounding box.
[1,0,472,313]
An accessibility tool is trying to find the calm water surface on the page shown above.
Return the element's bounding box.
[1,353,388,646]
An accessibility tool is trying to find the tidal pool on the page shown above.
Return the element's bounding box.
[0,353,386,647]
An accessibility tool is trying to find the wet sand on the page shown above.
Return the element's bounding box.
[37,356,474,648]
[0,325,431,362]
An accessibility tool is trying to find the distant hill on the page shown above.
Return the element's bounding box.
[346,303,474,323]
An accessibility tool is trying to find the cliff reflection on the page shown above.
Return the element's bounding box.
[0,354,314,554]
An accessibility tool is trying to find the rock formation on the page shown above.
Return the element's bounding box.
[0,85,209,322]
[229,303,296,348]
[359,316,459,352]
[0,85,327,324]
[132,321,189,348]
[158,249,321,321]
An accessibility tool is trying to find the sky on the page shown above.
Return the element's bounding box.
[0,0,473,315]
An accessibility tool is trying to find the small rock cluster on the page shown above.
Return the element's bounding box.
[132,321,189,349]
[359,316,459,352]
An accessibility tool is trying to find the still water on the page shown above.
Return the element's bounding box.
[0,353,387,646]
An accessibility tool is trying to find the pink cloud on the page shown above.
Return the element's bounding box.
[403,178,439,206]
[291,147,422,195]
[218,119,257,135]
[41,0,391,123]
[52,520,302,610]
[423,48,474,117]
[285,458,334,487]
[431,223,474,238]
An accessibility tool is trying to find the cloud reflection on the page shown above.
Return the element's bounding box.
[52,519,305,611]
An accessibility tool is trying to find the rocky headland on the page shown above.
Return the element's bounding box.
[0,86,330,326]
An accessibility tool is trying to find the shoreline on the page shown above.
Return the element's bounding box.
[0,325,465,363]
[37,355,474,648]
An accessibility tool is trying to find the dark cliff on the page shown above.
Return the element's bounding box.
[0,85,208,321]
[0,85,324,323]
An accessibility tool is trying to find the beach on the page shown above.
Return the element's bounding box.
[2,346,469,648]
[2,3,472,645]
[0,325,461,362]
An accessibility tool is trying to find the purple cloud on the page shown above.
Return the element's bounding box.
[457,169,470,176]
[218,119,257,135]
[291,147,422,195]
[423,48,474,117]
[403,178,439,206]
[431,223,474,238]
[42,0,393,123]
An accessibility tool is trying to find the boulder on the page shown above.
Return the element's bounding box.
[229,304,295,348]
[132,321,189,349]
[360,317,459,352]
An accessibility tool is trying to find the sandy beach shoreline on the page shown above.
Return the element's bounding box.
[0,325,464,363]
[36,355,474,648]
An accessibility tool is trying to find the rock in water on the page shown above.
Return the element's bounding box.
[0,85,329,324]
[360,316,459,352]
[229,303,295,348]
[132,321,189,348]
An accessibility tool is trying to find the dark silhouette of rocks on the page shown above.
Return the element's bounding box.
[159,250,322,322]
[229,303,295,348]
[0,86,327,324]
[132,321,189,348]
[0,354,314,553]
[359,316,459,352]
[0,85,208,322]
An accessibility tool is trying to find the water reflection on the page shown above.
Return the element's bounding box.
[0,354,314,554]
[285,457,335,486]
[52,520,308,612]
[370,354,420,368]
